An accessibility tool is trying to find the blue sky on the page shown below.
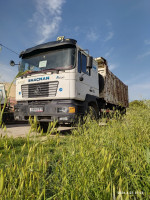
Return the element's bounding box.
[0,0,150,101]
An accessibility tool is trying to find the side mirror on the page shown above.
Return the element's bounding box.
[10,60,15,66]
[87,56,93,69]
[10,60,20,66]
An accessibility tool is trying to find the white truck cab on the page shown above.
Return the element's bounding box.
[14,37,100,123]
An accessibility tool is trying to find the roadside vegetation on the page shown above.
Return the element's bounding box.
[0,100,150,199]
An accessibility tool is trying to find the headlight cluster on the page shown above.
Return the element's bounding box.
[57,107,75,113]
[57,107,68,113]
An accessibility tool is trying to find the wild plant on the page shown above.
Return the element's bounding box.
[0,100,149,199]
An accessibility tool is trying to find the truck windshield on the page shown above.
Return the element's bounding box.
[20,48,76,72]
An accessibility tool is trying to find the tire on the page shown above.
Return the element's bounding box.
[98,74,104,93]
[40,122,48,133]
[120,108,126,115]
[87,105,99,120]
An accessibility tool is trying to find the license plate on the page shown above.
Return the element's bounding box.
[30,107,43,112]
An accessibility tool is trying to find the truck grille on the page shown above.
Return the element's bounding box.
[21,82,58,98]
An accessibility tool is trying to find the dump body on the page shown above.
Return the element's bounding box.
[95,57,128,108]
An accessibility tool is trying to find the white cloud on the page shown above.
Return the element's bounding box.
[144,39,150,45]
[106,20,112,28]
[37,0,65,15]
[86,30,99,42]
[129,82,150,100]
[125,72,150,100]
[104,31,114,42]
[31,0,66,44]
[74,26,80,33]
[104,47,114,57]
[109,63,118,71]
[137,50,150,59]
[103,20,114,42]
[125,72,150,85]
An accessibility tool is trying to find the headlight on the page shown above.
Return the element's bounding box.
[57,107,75,113]
[57,107,68,113]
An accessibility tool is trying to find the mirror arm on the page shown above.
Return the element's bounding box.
[10,60,20,67]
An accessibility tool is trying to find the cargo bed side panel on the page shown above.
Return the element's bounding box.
[96,57,128,108]
[103,69,128,107]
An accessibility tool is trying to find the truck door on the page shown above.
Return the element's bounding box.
[76,50,97,100]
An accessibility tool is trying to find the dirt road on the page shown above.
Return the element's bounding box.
[0,123,76,138]
[0,123,31,138]
[0,121,106,138]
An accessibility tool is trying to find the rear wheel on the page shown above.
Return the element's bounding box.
[120,107,126,115]
[98,74,104,93]
[87,105,99,120]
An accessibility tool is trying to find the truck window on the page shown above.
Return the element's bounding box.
[78,51,88,74]
[78,51,81,73]
[82,54,87,73]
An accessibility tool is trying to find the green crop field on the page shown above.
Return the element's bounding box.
[0,101,150,200]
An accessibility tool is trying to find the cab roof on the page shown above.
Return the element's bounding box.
[20,38,77,58]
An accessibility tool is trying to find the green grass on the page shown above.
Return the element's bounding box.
[0,101,150,200]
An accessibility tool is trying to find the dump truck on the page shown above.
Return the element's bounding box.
[0,83,15,123]
[11,36,128,126]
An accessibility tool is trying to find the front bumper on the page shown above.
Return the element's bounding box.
[14,100,85,124]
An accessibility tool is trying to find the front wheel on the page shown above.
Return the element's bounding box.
[39,122,48,133]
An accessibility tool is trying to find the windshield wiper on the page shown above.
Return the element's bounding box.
[41,68,62,72]
[42,66,72,72]
[21,70,40,76]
